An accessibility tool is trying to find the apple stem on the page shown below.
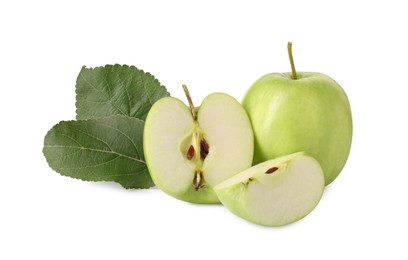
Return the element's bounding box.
[182,84,198,120]
[287,42,297,80]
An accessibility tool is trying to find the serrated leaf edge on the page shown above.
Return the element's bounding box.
[74,64,170,120]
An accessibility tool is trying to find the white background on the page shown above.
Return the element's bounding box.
[1,0,407,259]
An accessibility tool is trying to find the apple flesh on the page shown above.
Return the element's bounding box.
[144,89,254,204]
[242,71,352,185]
[214,152,325,226]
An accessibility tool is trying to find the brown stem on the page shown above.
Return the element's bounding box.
[287,42,297,80]
[182,84,197,120]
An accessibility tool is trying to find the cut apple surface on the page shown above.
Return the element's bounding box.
[143,87,254,204]
[214,152,325,226]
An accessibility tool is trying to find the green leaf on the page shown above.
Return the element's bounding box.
[43,115,154,189]
[75,64,169,120]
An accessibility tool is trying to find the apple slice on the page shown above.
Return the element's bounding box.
[214,152,325,226]
[143,85,253,204]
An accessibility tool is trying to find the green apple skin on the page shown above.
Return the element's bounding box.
[242,72,352,185]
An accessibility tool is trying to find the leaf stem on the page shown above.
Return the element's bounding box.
[182,84,197,120]
[287,42,297,80]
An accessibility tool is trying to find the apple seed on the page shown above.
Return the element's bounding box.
[200,149,208,159]
[200,138,209,159]
[265,167,279,174]
[187,145,195,160]
[201,138,209,151]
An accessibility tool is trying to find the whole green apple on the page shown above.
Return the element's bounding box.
[242,43,352,185]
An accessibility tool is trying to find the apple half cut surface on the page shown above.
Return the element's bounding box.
[214,152,325,226]
[143,86,253,204]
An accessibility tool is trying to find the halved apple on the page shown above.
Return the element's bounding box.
[214,152,325,226]
[143,85,254,203]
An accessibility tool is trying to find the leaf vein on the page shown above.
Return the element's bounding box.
[93,121,141,159]
[79,72,127,116]
[44,144,146,164]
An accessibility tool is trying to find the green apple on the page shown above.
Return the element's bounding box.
[242,43,352,185]
[144,85,254,204]
[214,152,325,226]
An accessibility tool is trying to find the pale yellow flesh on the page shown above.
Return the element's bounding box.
[199,93,254,186]
[144,97,194,195]
[215,153,325,226]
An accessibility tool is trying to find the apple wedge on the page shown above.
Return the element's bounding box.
[214,152,325,226]
[143,85,254,204]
